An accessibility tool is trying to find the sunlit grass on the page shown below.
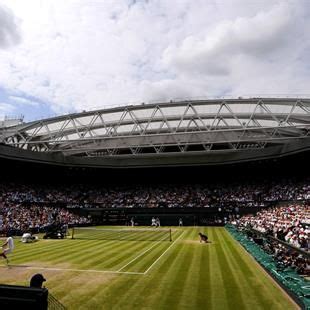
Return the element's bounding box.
[0,227,297,310]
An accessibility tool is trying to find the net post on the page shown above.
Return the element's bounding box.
[72,227,75,239]
[170,229,172,242]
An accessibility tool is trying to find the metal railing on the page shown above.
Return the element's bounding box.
[48,293,66,310]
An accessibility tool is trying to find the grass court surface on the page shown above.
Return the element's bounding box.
[0,227,297,309]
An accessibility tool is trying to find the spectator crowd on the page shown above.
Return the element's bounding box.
[232,203,309,276]
[0,201,90,236]
[234,204,309,250]
[0,178,309,235]
[1,178,309,209]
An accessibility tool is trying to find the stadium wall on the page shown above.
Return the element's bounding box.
[83,206,270,226]
[0,145,308,183]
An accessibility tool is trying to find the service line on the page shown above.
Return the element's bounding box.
[143,231,185,274]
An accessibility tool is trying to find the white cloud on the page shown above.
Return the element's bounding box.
[145,2,310,99]
[0,102,15,119]
[162,5,294,75]
[0,0,309,119]
[0,102,15,112]
[0,4,21,48]
[9,95,39,106]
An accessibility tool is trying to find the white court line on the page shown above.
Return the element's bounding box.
[1,232,182,276]
[117,239,164,272]
[1,265,143,275]
[143,231,185,275]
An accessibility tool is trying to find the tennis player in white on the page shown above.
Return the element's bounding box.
[1,236,14,265]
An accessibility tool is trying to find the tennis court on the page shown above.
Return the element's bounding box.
[0,227,298,309]
[6,227,181,274]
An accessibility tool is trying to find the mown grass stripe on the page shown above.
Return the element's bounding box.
[213,228,247,310]
[143,231,185,274]
[177,230,210,309]
[224,228,299,309]
[1,227,299,310]
[118,240,163,271]
[217,229,264,308]
[74,239,151,267]
[95,241,158,270]
[38,240,106,264]
[126,241,172,273]
[156,239,195,308]
[12,239,79,260]
[112,232,188,309]
[12,239,97,258]
[7,266,143,274]
[69,239,127,266]
[207,228,229,310]
[117,231,184,273]
[76,244,143,270]
[220,229,274,308]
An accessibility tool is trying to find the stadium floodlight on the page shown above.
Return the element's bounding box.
[71,227,172,242]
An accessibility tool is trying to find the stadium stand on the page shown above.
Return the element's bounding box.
[227,224,309,309]
[0,177,308,232]
[0,99,309,308]
[1,178,309,208]
[229,202,309,308]
[234,204,309,250]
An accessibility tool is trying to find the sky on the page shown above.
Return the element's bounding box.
[0,0,309,122]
